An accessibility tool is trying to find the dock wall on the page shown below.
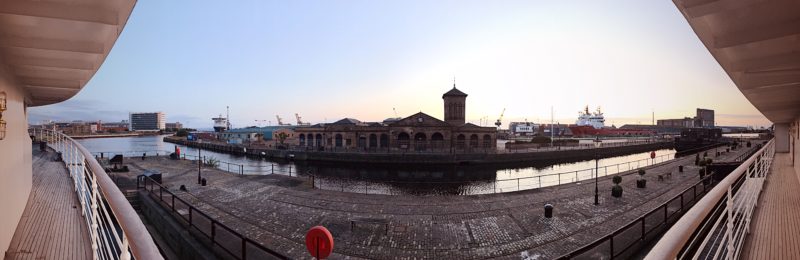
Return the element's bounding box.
[164,137,673,166]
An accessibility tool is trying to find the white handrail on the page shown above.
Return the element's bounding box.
[646,139,774,259]
[30,128,163,260]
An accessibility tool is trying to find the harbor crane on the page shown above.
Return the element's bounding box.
[295,113,311,126]
[276,115,291,126]
[495,108,506,128]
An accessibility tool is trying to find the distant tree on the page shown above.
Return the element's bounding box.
[277,132,288,144]
[176,129,190,137]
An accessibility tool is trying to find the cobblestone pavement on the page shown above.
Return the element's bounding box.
[118,145,751,259]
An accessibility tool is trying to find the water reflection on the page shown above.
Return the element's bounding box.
[79,135,675,195]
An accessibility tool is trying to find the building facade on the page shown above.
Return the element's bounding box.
[165,122,183,130]
[656,108,715,128]
[129,112,165,131]
[294,87,497,152]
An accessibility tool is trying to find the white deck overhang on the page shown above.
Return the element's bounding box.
[0,0,136,106]
[673,0,800,124]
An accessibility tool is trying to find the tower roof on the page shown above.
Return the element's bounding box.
[442,87,467,98]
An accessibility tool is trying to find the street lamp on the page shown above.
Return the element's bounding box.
[594,136,601,205]
[197,139,203,184]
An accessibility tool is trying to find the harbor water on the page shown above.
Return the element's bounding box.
[79,135,677,195]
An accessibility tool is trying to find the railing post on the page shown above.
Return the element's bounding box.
[211,221,216,244]
[90,168,100,260]
[242,235,247,260]
[726,186,734,259]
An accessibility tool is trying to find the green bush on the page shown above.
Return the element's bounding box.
[612,175,622,184]
[638,169,646,177]
[176,129,190,137]
[706,158,713,164]
[204,157,220,167]
[698,160,708,167]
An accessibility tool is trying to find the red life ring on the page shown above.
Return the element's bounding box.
[305,226,334,259]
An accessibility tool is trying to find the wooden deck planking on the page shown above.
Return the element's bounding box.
[4,149,92,260]
[741,153,800,260]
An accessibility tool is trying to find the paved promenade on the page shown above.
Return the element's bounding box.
[119,145,750,259]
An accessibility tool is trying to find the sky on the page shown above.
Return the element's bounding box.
[28,0,772,129]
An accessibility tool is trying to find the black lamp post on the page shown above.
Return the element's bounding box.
[594,136,601,205]
[197,140,202,184]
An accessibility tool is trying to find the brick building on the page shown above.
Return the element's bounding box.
[294,86,497,152]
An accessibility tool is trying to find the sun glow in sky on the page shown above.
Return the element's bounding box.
[29,0,772,129]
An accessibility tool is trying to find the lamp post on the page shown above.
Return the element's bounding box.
[197,139,202,184]
[594,136,601,205]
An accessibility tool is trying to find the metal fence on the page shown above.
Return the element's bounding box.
[137,176,289,260]
[557,175,717,259]
[29,128,162,260]
[310,153,677,195]
[646,139,775,259]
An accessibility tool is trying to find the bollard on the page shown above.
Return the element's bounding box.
[544,204,554,218]
[201,178,207,186]
[142,153,146,160]
[179,185,187,191]
[679,165,683,172]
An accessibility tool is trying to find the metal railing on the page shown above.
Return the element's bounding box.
[29,128,162,260]
[558,174,717,259]
[646,139,775,259]
[311,153,677,195]
[137,176,290,260]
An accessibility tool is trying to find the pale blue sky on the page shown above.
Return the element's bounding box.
[29,1,771,129]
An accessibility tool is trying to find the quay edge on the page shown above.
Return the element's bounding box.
[163,137,675,166]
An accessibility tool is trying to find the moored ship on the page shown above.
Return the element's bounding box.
[213,114,228,132]
[568,106,654,137]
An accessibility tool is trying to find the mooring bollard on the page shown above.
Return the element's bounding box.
[201,178,207,186]
[679,165,683,172]
[544,204,554,218]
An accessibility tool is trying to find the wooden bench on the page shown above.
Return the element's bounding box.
[350,217,389,235]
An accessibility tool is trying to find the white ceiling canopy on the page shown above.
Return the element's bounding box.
[674,0,800,124]
[0,0,136,106]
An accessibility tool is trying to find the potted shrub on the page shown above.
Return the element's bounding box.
[636,169,647,188]
[612,175,623,197]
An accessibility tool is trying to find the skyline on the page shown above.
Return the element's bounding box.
[28,0,772,129]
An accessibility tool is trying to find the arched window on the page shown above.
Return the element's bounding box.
[456,134,466,149]
[431,132,444,149]
[483,134,492,148]
[469,134,479,148]
[369,134,378,148]
[299,134,306,146]
[397,132,410,149]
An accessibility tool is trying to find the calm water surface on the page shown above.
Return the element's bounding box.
[79,135,675,195]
